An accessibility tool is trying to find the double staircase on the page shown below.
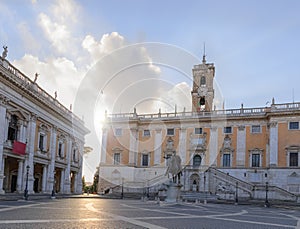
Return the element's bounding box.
[207,167,299,202]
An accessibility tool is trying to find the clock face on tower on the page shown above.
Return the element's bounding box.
[197,86,208,97]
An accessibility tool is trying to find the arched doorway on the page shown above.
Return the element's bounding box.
[190,173,200,192]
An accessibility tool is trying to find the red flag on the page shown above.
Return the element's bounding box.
[12,141,26,155]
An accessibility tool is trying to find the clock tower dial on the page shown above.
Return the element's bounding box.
[197,86,208,97]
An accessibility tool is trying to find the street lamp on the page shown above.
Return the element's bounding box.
[121,178,124,199]
[203,173,207,204]
[51,170,56,199]
[235,182,238,205]
[24,165,30,200]
[265,182,270,208]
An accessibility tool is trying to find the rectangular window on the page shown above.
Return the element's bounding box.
[7,115,18,141]
[224,126,232,134]
[222,154,231,167]
[58,142,62,157]
[251,154,260,167]
[142,154,149,166]
[195,128,203,135]
[167,128,174,136]
[39,135,44,150]
[143,129,150,137]
[73,149,77,162]
[114,128,122,136]
[251,125,261,133]
[290,153,298,166]
[114,153,120,165]
[289,122,299,130]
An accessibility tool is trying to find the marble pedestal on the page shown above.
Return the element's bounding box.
[165,182,182,203]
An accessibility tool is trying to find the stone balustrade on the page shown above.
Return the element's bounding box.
[0,58,83,125]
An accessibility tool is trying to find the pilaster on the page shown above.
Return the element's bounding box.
[100,128,107,164]
[64,137,72,193]
[236,125,246,167]
[178,128,187,164]
[0,97,7,193]
[26,113,37,193]
[209,126,218,166]
[269,122,278,167]
[47,125,57,191]
[154,128,162,165]
[129,128,138,165]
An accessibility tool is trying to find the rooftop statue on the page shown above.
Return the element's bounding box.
[2,46,8,59]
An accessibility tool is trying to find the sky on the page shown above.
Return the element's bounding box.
[1,0,300,182]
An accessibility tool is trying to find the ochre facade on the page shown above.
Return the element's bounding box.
[99,57,300,200]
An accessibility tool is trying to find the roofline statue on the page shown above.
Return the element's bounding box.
[2,46,8,59]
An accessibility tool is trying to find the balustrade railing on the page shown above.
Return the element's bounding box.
[107,102,300,121]
[0,59,83,124]
[208,167,254,193]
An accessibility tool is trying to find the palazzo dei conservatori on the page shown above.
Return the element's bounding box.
[99,54,300,202]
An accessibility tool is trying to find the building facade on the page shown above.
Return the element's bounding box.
[99,56,300,200]
[0,55,89,195]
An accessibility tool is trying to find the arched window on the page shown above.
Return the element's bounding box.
[200,76,206,85]
[200,97,205,105]
[193,155,202,166]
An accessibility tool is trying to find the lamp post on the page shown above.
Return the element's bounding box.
[265,182,270,207]
[203,173,207,204]
[235,182,238,205]
[121,178,124,199]
[24,165,30,200]
[51,170,56,199]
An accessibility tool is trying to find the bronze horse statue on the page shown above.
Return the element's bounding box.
[165,154,182,184]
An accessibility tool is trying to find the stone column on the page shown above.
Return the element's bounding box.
[100,128,107,165]
[209,127,218,166]
[178,128,187,164]
[269,122,278,167]
[64,137,72,194]
[60,169,65,193]
[26,114,37,193]
[47,126,57,192]
[154,129,162,165]
[74,172,79,193]
[129,128,138,166]
[236,125,246,167]
[42,165,47,193]
[16,160,24,193]
[0,95,8,194]
[18,121,27,143]
[76,142,84,193]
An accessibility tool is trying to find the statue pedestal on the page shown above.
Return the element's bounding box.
[165,182,182,203]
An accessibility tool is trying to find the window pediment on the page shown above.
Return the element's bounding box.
[220,135,234,153]
[7,109,28,121]
[249,148,263,154]
[285,145,300,152]
[112,147,123,153]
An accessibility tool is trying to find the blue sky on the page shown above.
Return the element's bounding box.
[1,0,300,181]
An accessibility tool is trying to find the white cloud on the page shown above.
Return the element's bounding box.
[38,13,72,54]
[12,54,84,108]
[50,0,80,24]
[36,0,82,57]
[82,32,126,66]
[17,22,41,53]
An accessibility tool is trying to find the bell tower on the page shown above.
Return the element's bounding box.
[191,52,215,112]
